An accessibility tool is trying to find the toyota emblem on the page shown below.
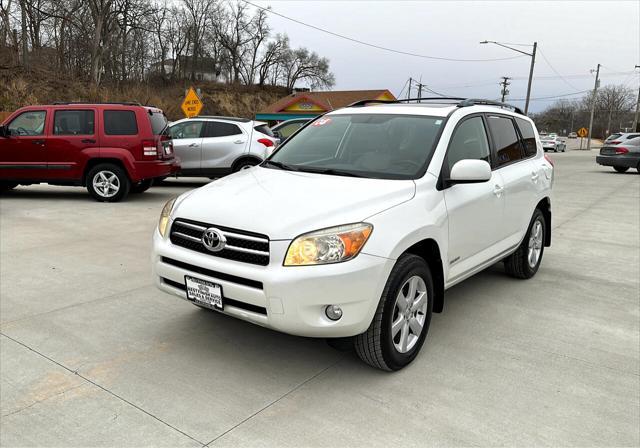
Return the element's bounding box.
[201,227,226,252]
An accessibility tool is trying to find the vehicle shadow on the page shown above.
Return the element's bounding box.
[0,187,180,202]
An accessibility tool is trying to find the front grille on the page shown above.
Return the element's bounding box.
[170,219,270,266]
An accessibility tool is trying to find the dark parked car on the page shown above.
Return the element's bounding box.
[596,136,640,173]
[0,102,179,201]
[271,118,312,140]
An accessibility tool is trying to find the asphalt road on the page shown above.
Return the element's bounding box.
[1,146,638,447]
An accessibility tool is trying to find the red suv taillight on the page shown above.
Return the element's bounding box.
[615,147,629,154]
[609,140,621,145]
[257,138,274,147]
[142,139,157,158]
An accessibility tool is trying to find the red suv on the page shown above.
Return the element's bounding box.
[0,102,180,201]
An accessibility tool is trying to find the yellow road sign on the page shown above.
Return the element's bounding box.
[577,127,588,138]
[181,87,203,118]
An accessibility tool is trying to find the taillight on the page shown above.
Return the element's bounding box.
[615,147,629,154]
[257,138,274,148]
[143,139,157,157]
[544,154,554,167]
[609,141,621,145]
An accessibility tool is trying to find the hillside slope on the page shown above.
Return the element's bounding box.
[0,68,288,121]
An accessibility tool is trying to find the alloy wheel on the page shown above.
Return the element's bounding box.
[92,170,120,198]
[528,219,543,268]
[391,276,428,354]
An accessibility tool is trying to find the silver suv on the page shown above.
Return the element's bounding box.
[169,116,277,177]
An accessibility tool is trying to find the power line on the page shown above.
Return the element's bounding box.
[396,78,409,99]
[537,49,583,92]
[509,89,591,101]
[242,0,527,62]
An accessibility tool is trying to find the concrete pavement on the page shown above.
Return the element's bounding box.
[1,147,638,447]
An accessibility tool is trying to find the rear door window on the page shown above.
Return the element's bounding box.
[445,116,491,172]
[8,111,46,136]
[515,117,537,157]
[54,110,95,135]
[170,121,204,139]
[205,121,243,137]
[487,116,524,167]
[104,110,138,135]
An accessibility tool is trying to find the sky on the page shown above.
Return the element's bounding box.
[250,0,640,112]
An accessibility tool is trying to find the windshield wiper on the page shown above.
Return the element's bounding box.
[262,160,300,171]
[295,167,367,178]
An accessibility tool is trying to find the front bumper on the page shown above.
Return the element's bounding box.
[152,229,394,338]
[596,155,639,168]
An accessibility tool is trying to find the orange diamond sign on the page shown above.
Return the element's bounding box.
[577,127,588,138]
[181,87,203,118]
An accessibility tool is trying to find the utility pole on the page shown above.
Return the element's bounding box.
[407,78,412,100]
[417,81,423,103]
[586,63,600,151]
[499,76,511,102]
[633,65,640,132]
[524,42,537,115]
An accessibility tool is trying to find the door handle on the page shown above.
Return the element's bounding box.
[233,140,246,144]
[188,143,199,147]
[31,139,45,146]
[493,184,504,197]
[81,139,96,144]
[531,171,539,182]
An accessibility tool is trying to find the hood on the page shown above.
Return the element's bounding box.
[173,167,415,240]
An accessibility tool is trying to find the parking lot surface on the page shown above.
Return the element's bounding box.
[1,146,638,447]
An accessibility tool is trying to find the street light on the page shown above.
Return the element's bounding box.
[480,40,537,115]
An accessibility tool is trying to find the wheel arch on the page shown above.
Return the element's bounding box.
[82,158,129,186]
[232,155,263,171]
[535,196,552,247]
[402,238,445,313]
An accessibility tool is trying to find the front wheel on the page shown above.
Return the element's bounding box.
[504,209,546,279]
[233,159,259,172]
[354,254,433,371]
[86,163,130,202]
[614,166,629,173]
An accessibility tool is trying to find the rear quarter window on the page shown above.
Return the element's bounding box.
[254,124,274,137]
[149,111,168,135]
[104,110,138,135]
[515,117,538,157]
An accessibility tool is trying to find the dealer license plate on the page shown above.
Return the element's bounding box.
[185,276,223,310]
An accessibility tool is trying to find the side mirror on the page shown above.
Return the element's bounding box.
[448,159,491,185]
[0,125,9,138]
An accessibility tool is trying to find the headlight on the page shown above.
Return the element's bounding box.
[158,197,176,237]
[284,223,373,266]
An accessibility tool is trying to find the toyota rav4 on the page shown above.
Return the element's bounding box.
[152,98,554,371]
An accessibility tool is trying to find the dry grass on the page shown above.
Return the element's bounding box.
[0,68,288,121]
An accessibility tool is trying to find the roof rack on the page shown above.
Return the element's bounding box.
[347,97,524,115]
[191,115,251,123]
[52,101,142,106]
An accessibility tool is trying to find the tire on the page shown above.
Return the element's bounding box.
[86,163,130,202]
[0,182,18,193]
[354,254,434,371]
[504,208,545,279]
[233,159,259,172]
[130,179,153,194]
[614,166,629,173]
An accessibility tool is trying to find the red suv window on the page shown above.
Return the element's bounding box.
[104,110,138,135]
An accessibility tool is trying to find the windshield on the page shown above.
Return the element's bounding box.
[267,114,444,179]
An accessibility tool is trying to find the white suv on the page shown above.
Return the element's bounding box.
[168,116,278,176]
[152,98,553,371]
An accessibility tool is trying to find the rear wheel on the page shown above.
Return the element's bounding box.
[504,209,545,279]
[86,163,130,202]
[130,179,153,194]
[233,159,259,172]
[0,182,18,192]
[614,166,629,173]
[354,254,433,371]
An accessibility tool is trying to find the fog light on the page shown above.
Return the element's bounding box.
[325,305,343,321]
